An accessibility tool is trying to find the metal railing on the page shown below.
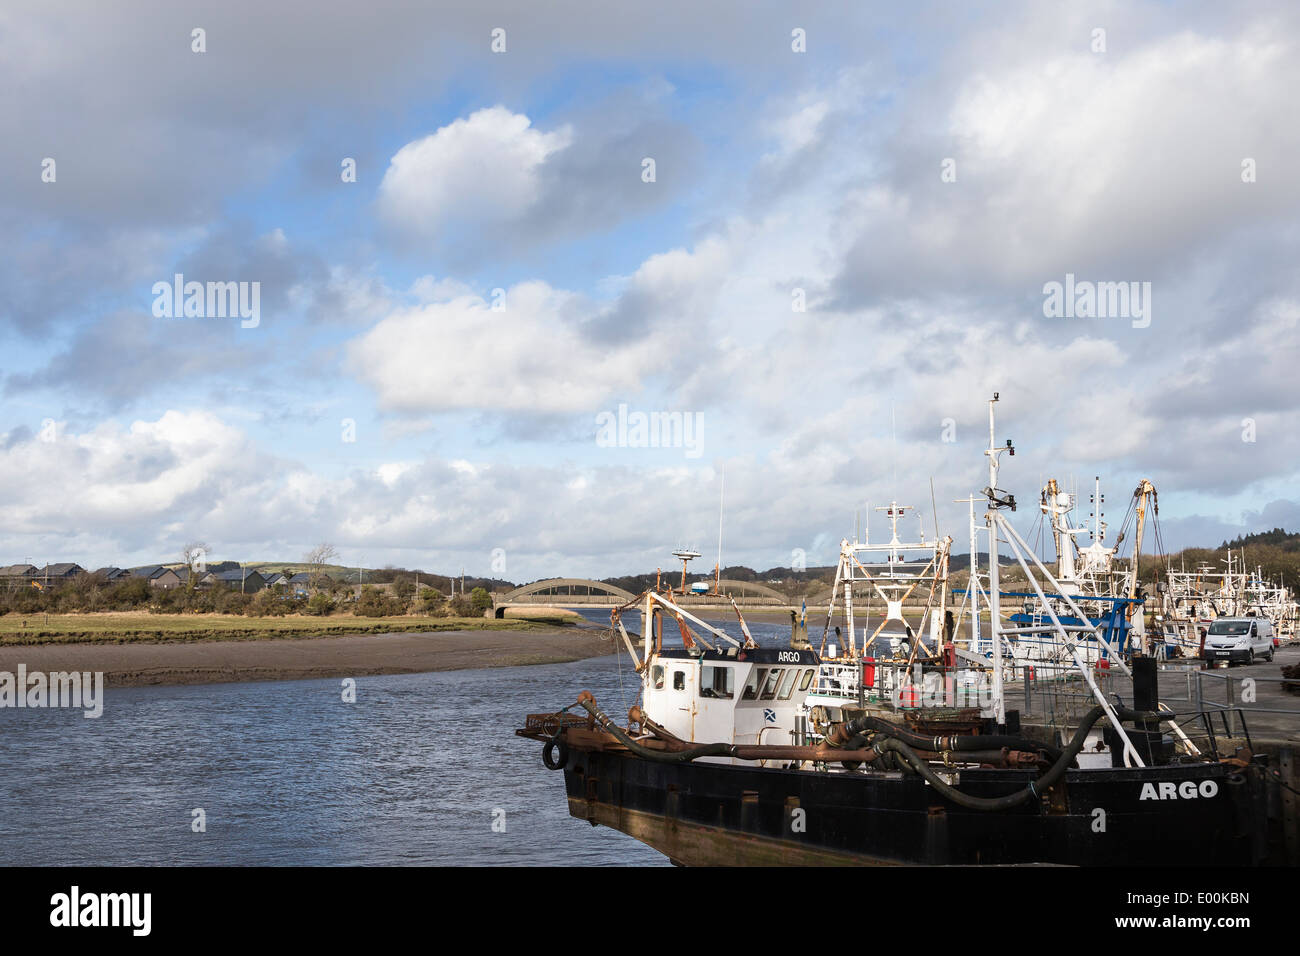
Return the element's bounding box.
[811,661,1006,712]
[1193,668,1300,724]
[1019,666,1123,735]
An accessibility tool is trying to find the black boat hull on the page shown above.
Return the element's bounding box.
[559,750,1263,866]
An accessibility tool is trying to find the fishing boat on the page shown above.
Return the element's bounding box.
[1158,552,1299,652]
[992,475,1152,673]
[517,395,1272,866]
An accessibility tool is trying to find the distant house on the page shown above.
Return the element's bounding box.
[31,563,87,587]
[130,566,183,589]
[261,571,288,587]
[0,564,37,586]
[200,569,266,593]
[286,572,316,595]
[92,567,132,582]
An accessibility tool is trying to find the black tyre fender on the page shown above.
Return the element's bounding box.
[542,736,568,770]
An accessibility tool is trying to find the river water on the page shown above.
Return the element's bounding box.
[0,611,810,866]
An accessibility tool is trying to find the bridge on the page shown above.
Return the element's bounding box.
[498,578,637,606]
[494,577,792,616]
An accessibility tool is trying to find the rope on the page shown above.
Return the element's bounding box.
[1261,762,1300,797]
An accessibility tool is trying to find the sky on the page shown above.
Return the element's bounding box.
[2,0,1298,582]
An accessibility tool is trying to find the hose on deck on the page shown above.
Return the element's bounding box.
[871,706,1175,811]
[576,693,738,763]
[827,713,1065,764]
[573,693,1176,812]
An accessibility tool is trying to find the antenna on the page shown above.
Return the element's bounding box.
[716,469,725,590]
[671,548,701,592]
[891,402,897,491]
[930,477,939,541]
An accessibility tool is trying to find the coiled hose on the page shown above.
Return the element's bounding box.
[871,706,1174,811]
[577,695,738,763]
[830,714,1066,764]
[578,696,1178,812]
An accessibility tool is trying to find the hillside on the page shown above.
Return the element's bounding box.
[112,528,1300,599]
[1155,528,1300,589]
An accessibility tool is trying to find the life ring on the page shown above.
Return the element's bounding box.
[542,737,568,770]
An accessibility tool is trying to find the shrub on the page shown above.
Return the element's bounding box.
[150,588,184,613]
[355,585,404,618]
[248,589,288,617]
[182,589,216,613]
[106,577,152,609]
[215,590,253,615]
[304,592,335,616]
[10,589,46,614]
[418,587,445,614]
[469,586,493,616]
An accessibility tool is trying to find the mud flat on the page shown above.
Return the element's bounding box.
[0,627,617,688]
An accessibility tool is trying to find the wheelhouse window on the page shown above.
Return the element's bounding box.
[798,668,814,692]
[652,665,665,689]
[700,665,734,699]
[777,668,798,700]
[673,671,686,691]
[742,668,766,700]
[759,668,783,700]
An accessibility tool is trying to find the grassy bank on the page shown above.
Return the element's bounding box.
[0,611,561,646]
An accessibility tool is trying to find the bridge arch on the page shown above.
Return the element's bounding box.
[499,578,637,603]
[494,577,791,617]
[713,579,789,603]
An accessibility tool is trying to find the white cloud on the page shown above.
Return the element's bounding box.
[0,411,260,532]
[345,281,647,414]
[821,22,1300,295]
[377,107,572,239]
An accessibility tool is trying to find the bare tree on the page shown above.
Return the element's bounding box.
[181,541,210,591]
[304,543,339,589]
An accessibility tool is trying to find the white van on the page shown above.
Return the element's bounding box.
[1203,616,1275,665]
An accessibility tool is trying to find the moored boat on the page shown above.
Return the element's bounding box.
[517,395,1273,866]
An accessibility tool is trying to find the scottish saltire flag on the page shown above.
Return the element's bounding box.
[764,708,777,723]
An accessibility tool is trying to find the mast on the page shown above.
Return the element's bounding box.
[1130,479,1156,654]
[969,497,981,655]
[955,494,983,654]
[1092,475,1104,544]
[983,393,1013,726]
[715,470,724,595]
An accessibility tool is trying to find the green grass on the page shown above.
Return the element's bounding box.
[0,612,558,646]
